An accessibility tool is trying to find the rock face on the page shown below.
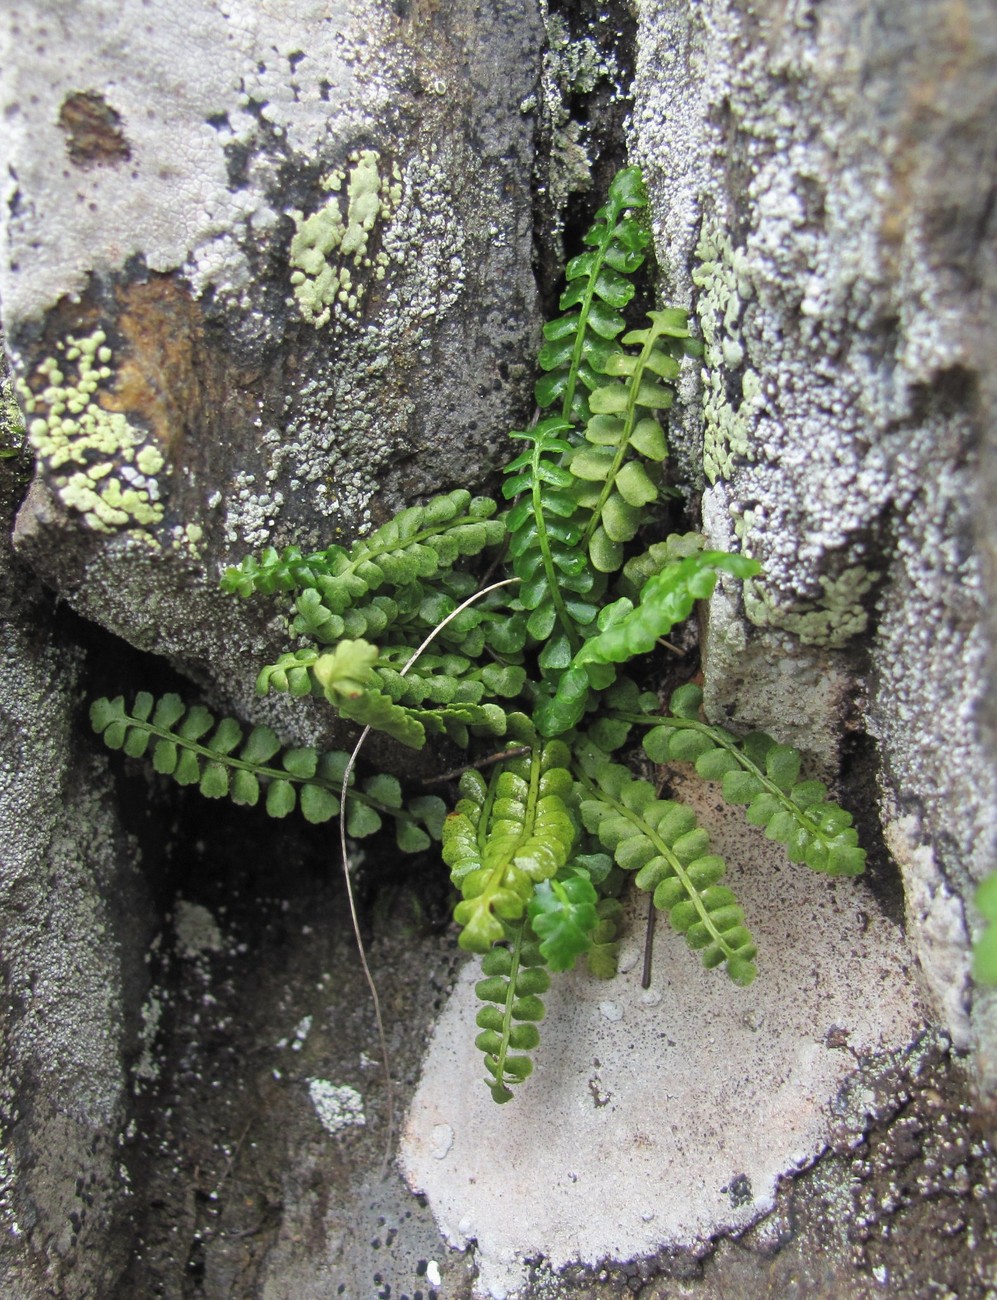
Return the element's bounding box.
[1,2,545,1293]
[630,0,997,1092]
[2,0,544,736]
[0,384,154,1298]
[2,0,996,1296]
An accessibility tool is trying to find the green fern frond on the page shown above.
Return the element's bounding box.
[219,542,347,600]
[222,489,503,608]
[292,588,402,645]
[576,752,757,985]
[972,873,997,984]
[290,568,522,658]
[474,922,550,1102]
[586,896,624,978]
[644,684,867,876]
[536,165,652,423]
[573,309,696,574]
[442,740,576,951]
[576,551,761,667]
[533,551,760,739]
[89,693,445,847]
[312,641,500,747]
[618,531,706,601]
[368,649,527,708]
[527,869,600,971]
[258,645,523,710]
[257,641,513,749]
[503,416,603,664]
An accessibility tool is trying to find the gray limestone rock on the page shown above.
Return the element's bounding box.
[1,0,544,747]
[630,0,997,1095]
[0,376,153,1297]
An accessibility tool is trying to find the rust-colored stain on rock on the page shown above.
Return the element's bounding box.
[58,90,131,167]
[104,279,212,456]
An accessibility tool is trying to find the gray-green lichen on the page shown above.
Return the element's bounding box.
[17,329,167,533]
[525,4,624,216]
[693,221,759,485]
[289,149,402,329]
[741,561,878,650]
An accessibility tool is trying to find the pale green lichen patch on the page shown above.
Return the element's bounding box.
[289,149,403,328]
[693,221,760,485]
[741,563,877,649]
[17,329,168,533]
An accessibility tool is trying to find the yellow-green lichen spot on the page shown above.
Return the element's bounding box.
[289,149,403,328]
[17,329,168,533]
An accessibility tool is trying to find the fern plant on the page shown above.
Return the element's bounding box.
[973,872,997,985]
[91,166,865,1104]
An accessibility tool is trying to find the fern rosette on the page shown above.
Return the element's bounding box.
[90,164,867,1109]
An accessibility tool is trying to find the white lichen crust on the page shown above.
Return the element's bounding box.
[693,220,758,485]
[307,1079,366,1136]
[631,0,997,1077]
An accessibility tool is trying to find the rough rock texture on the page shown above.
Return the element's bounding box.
[3,1,997,1297]
[0,360,154,1297]
[1,0,544,742]
[629,0,997,1093]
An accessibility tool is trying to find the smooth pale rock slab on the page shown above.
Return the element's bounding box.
[401,779,925,1298]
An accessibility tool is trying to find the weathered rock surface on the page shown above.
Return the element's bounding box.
[2,0,544,742]
[630,0,997,1092]
[0,371,153,1297]
[2,0,997,1297]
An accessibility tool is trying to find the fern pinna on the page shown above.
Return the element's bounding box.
[91,165,865,1104]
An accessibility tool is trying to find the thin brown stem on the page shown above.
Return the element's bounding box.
[641,890,656,990]
[337,575,520,1172]
[420,745,531,786]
